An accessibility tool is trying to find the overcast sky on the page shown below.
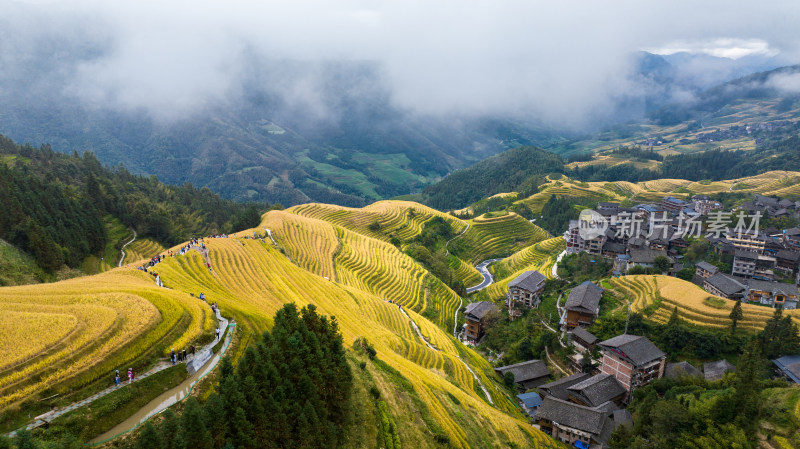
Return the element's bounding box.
[2,0,799,126]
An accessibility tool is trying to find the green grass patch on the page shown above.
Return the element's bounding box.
[703,297,727,309]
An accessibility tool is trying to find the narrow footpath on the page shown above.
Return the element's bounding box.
[117,230,137,267]
[398,305,495,405]
[444,223,469,256]
[551,250,566,279]
[10,308,232,438]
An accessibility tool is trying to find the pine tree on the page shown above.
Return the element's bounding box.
[729,301,743,334]
[180,397,212,449]
[136,421,163,449]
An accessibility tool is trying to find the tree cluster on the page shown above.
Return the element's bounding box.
[0,134,267,273]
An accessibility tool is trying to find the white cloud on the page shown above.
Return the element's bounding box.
[0,0,799,126]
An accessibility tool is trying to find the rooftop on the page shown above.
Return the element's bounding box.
[534,396,608,436]
[629,248,668,264]
[565,281,603,315]
[572,327,599,346]
[517,392,543,412]
[599,334,666,367]
[508,270,546,293]
[464,301,497,320]
[538,373,592,401]
[664,361,702,379]
[704,359,735,381]
[567,374,626,408]
[695,261,719,274]
[705,273,745,297]
[494,359,550,383]
[773,354,800,383]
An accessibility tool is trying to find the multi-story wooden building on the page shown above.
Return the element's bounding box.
[599,334,666,396]
[463,301,497,341]
[506,270,546,320]
[563,281,603,329]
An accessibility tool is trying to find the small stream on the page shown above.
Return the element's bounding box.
[89,324,233,445]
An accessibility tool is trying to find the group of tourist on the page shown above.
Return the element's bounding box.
[170,346,195,365]
[113,368,134,386]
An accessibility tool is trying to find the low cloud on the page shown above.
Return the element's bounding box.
[1,0,799,128]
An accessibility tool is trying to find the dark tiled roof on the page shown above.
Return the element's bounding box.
[774,355,800,383]
[703,360,735,381]
[538,373,591,401]
[629,248,668,264]
[534,396,608,436]
[572,327,599,346]
[744,279,799,296]
[495,359,550,383]
[705,273,745,297]
[734,249,758,261]
[565,282,603,314]
[508,270,546,293]
[599,334,665,366]
[665,361,702,379]
[603,242,626,254]
[777,250,800,262]
[695,261,719,274]
[464,301,497,320]
[567,374,626,408]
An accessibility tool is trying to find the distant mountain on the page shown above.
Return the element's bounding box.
[0,58,567,207]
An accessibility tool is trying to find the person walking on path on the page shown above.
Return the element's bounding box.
[170,349,176,365]
[182,349,187,361]
[191,345,195,355]
[127,368,133,383]
[114,370,121,386]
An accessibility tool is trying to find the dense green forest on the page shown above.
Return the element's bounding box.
[422,119,800,211]
[0,134,266,276]
[4,304,355,449]
[420,146,564,210]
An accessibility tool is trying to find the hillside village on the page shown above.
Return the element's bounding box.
[460,190,800,448]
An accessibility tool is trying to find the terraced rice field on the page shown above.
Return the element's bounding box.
[289,200,467,243]
[453,212,550,264]
[123,238,166,265]
[609,275,797,331]
[448,255,483,287]
[0,270,214,409]
[481,237,565,300]
[151,226,548,447]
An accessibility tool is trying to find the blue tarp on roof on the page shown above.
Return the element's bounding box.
[516,392,542,413]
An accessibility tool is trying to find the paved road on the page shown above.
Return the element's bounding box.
[466,259,503,293]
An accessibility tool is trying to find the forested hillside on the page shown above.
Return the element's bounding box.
[0,134,265,279]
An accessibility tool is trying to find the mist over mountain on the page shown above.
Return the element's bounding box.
[1,0,799,205]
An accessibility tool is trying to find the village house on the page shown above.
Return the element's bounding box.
[773,354,800,384]
[494,359,551,390]
[703,273,745,300]
[462,301,497,341]
[506,270,546,320]
[703,360,735,381]
[566,373,627,409]
[534,396,631,448]
[563,281,603,329]
[516,392,543,419]
[599,334,666,395]
[742,279,799,309]
[732,250,758,277]
[664,361,702,379]
[625,248,670,273]
[695,261,719,279]
[661,196,686,214]
[571,327,599,353]
[538,373,591,400]
[776,249,800,274]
